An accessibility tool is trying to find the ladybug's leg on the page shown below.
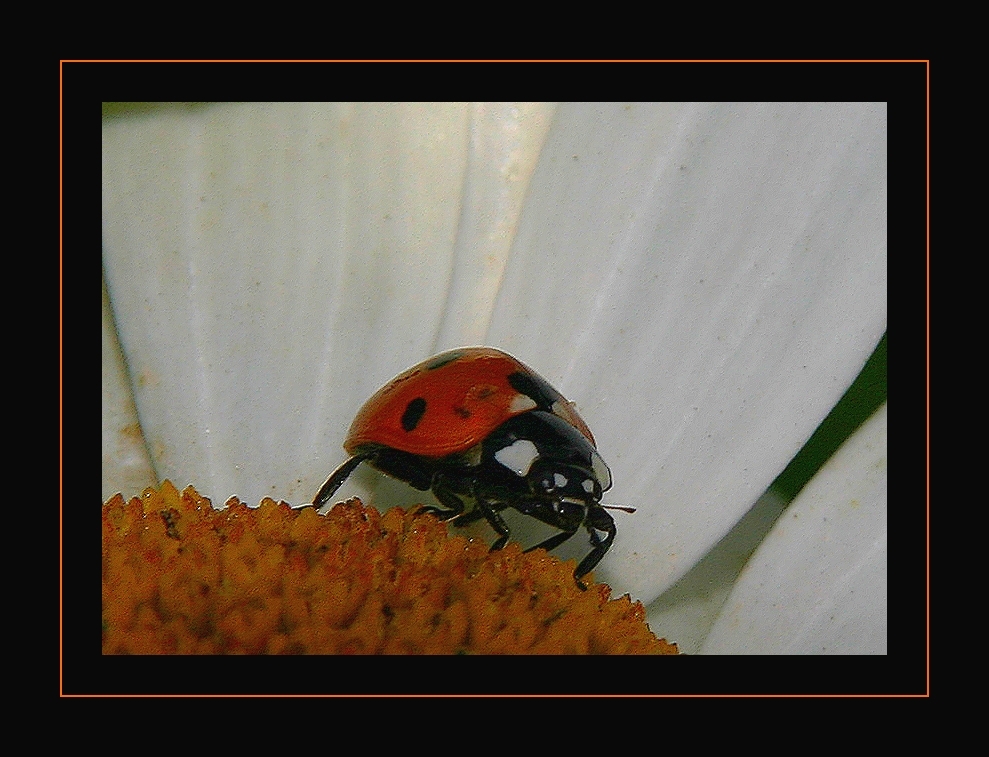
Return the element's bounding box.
[524,526,586,588]
[445,499,507,528]
[472,495,512,551]
[573,506,617,585]
[523,526,580,556]
[424,476,512,551]
[422,473,469,526]
[312,455,368,510]
[449,508,486,526]
[419,473,467,521]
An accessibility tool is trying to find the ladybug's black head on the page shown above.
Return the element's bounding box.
[520,458,601,530]
[529,458,603,501]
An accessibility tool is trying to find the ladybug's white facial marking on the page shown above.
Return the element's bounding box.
[582,478,595,494]
[553,472,568,489]
[509,393,538,414]
[494,439,540,478]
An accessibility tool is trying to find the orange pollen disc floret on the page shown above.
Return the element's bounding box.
[101,481,679,655]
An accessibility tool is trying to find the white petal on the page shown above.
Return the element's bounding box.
[102,104,887,624]
[643,487,790,654]
[104,104,473,504]
[102,274,156,501]
[485,103,887,603]
[434,103,556,348]
[700,403,887,654]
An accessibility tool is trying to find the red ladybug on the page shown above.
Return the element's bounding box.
[312,347,631,588]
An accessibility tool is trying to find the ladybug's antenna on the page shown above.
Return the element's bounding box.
[601,504,636,513]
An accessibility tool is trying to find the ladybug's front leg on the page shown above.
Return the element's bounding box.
[523,527,580,557]
[522,526,585,589]
[573,506,617,584]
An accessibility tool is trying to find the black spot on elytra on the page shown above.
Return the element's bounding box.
[401,397,428,432]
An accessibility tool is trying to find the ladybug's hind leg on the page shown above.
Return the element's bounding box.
[312,454,369,511]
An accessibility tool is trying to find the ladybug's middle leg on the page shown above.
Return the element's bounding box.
[419,475,466,522]
[469,493,512,552]
[425,475,512,552]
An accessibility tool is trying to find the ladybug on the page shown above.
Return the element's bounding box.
[311,347,632,589]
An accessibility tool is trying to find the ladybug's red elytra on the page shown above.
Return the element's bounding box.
[312,347,631,589]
